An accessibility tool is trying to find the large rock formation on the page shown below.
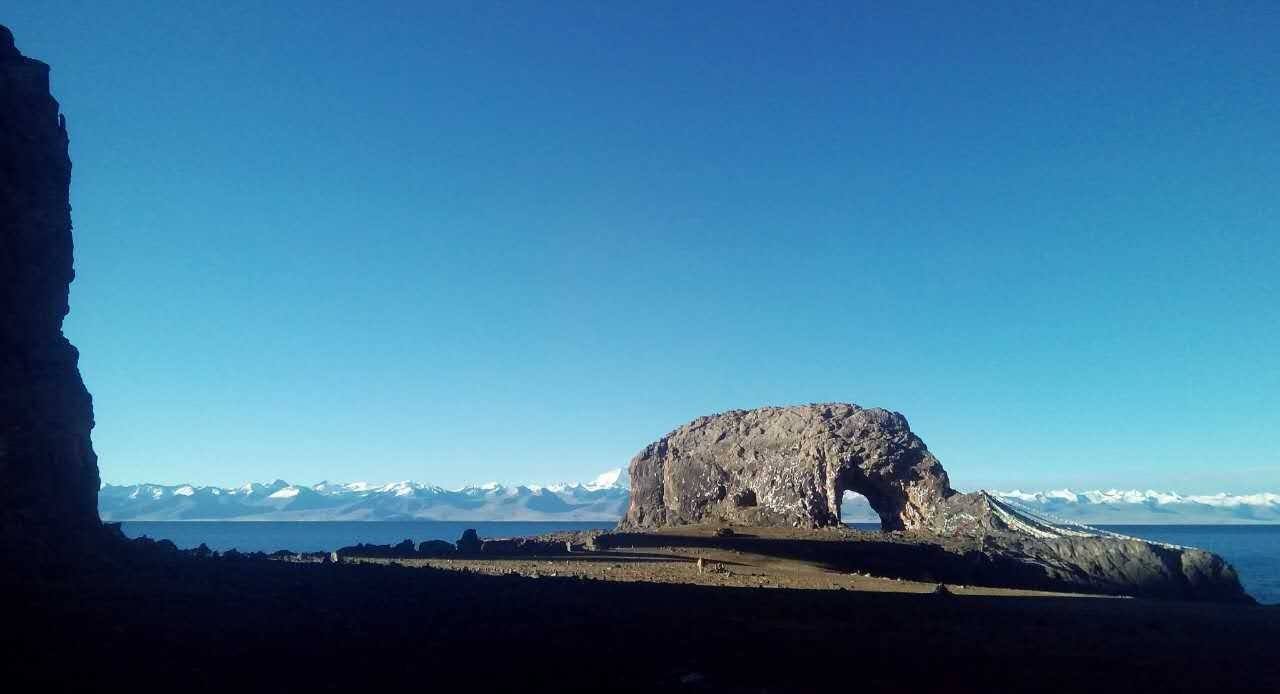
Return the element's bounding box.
[937,491,1250,602]
[0,26,101,554]
[622,404,1252,602]
[622,404,954,531]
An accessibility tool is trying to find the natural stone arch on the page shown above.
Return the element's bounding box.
[831,461,904,531]
[620,403,955,532]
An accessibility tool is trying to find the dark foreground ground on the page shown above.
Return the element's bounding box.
[5,535,1279,694]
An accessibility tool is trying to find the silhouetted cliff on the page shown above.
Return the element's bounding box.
[0,25,100,555]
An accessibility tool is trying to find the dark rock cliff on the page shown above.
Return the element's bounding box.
[0,25,101,554]
[938,491,1251,602]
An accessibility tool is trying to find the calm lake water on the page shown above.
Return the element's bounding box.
[120,521,1279,604]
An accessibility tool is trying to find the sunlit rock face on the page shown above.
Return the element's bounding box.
[0,26,101,551]
[621,403,954,531]
[622,403,1253,602]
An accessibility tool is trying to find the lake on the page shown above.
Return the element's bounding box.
[120,521,1279,604]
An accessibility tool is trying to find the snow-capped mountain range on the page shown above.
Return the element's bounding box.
[987,489,1280,524]
[99,469,1280,524]
[99,469,632,522]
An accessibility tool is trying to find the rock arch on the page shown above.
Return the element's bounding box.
[621,403,955,531]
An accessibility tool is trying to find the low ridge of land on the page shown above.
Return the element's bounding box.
[340,525,1107,599]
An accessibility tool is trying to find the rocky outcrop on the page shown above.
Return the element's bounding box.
[990,533,1248,602]
[418,539,456,556]
[622,404,1252,602]
[938,492,1251,602]
[622,404,954,531]
[333,534,571,560]
[0,26,101,555]
[456,528,482,554]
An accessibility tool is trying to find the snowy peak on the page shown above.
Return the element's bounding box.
[376,481,419,496]
[586,467,628,491]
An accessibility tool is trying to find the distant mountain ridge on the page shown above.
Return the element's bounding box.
[987,488,1280,524]
[99,469,632,521]
[100,470,1280,523]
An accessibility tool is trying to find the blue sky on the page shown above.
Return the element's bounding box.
[6,2,1278,491]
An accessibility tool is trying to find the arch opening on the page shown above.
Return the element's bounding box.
[834,466,897,533]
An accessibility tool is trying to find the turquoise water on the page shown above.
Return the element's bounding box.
[120,521,1279,604]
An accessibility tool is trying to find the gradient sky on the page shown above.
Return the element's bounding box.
[6,2,1278,491]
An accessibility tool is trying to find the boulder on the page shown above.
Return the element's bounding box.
[392,539,416,555]
[480,538,519,554]
[417,540,456,557]
[334,542,403,559]
[456,529,482,554]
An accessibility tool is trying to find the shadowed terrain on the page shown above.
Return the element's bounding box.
[4,23,1278,693]
[7,538,1280,692]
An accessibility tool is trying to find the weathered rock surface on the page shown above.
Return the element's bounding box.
[622,403,953,531]
[0,25,101,555]
[622,404,1252,602]
[937,492,1251,602]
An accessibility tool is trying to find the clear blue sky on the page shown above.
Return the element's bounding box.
[7,2,1278,492]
